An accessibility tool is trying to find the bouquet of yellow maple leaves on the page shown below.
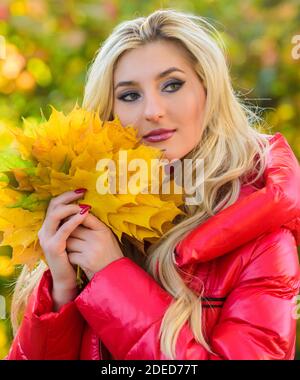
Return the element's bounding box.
[0,105,185,283]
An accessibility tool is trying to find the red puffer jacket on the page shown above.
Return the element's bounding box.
[5,132,300,360]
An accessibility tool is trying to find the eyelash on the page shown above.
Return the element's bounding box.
[117,80,185,102]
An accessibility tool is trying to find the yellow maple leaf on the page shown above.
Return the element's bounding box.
[0,105,186,271]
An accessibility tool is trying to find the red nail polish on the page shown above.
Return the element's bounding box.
[79,204,91,214]
[75,188,87,194]
[80,207,89,215]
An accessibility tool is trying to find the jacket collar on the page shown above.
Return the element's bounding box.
[174,132,300,267]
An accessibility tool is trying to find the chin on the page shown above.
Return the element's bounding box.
[161,149,182,162]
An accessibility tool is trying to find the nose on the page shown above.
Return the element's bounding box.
[144,94,165,122]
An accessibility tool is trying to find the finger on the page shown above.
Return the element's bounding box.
[44,204,82,236]
[66,237,85,252]
[60,213,79,225]
[49,189,87,207]
[55,210,90,242]
[80,212,107,231]
[61,213,92,235]
[68,251,83,267]
[68,252,94,281]
[60,215,73,226]
[69,225,88,240]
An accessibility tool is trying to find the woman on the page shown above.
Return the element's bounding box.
[6,9,300,360]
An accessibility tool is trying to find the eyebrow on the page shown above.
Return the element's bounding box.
[114,67,185,91]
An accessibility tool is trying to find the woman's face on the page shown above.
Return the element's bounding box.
[113,40,206,161]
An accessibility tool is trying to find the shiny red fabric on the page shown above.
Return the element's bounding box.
[5,132,300,360]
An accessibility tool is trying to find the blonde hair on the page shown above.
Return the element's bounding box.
[10,9,271,359]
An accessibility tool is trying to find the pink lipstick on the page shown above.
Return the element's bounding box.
[143,129,176,143]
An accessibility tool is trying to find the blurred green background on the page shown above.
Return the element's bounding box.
[0,0,299,359]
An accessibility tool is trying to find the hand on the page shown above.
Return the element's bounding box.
[38,189,90,290]
[66,213,124,281]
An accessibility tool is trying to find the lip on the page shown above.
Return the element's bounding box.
[143,129,176,143]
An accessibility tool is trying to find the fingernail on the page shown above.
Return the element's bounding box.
[75,188,87,194]
[80,207,90,215]
[79,204,91,214]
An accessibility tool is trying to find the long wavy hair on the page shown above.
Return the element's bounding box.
[10,9,271,359]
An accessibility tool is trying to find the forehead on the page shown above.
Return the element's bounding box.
[114,40,192,78]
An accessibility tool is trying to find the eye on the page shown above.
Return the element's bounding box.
[117,80,185,102]
[118,92,140,102]
[164,80,184,92]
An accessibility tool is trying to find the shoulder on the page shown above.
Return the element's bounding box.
[238,227,300,285]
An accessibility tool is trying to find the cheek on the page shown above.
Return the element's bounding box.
[177,96,202,132]
[113,103,141,130]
